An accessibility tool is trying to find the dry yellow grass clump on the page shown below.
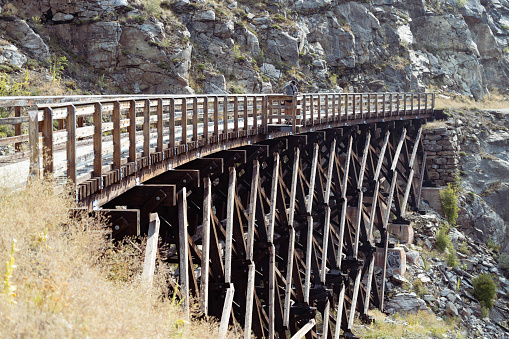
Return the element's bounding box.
[357,309,462,338]
[434,90,509,110]
[0,180,225,338]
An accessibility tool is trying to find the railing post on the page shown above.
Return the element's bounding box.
[310,95,314,126]
[113,101,121,170]
[396,93,400,116]
[262,95,268,133]
[213,96,219,140]
[389,93,393,116]
[338,94,342,121]
[411,93,414,114]
[67,104,77,184]
[42,107,54,176]
[93,102,102,186]
[424,93,428,113]
[234,96,239,137]
[143,99,150,158]
[302,95,307,126]
[14,106,22,151]
[223,96,228,139]
[331,94,336,121]
[418,93,421,114]
[432,93,435,112]
[182,98,188,145]
[325,94,329,123]
[193,97,198,145]
[169,98,175,156]
[292,95,297,134]
[129,100,137,163]
[28,108,40,180]
[203,97,209,144]
[244,95,249,134]
[252,96,258,134]
[345,94,349,120]
[157,98,163,152]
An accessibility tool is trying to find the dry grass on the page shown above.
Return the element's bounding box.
[0,180,229,338]
[434,90,509,110]
[358,309,461,338]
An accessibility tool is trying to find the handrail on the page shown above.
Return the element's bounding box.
[0,91,434,202]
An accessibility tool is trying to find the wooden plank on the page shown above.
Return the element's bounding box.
[380,170,398,311]
[290,319,316,339]
[348,268,362,329]
[200,177,211,316]
[141,212,160,289]
[0,116,29,125]
[321,139,335,282]
[416,151,427,209]
[0,134,29,146]
[246,160,259,261]
[363,255,376,314]
[244,263,256,339]
[323,300,330,339]
[225,166,236,284]
[375,131,390,181]
[284,148,299,327]
[391,128,407,171]
[66,105,77,184]
[337,137,352,270]
[268,244,276,338]
[219,284,235,338]
[145,169,200,190]
[104,184,176,208]
[112,101,121,170]
[268,153,279,243]
[178,188,190,319]
[334,284,345,339]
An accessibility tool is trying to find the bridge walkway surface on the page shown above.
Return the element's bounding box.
[0,91,435,338]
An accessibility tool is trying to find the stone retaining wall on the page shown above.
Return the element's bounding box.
[423,126,460,187]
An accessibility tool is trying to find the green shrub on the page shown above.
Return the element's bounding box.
[472,274,497,309]
[499,253,509,277]
[197,63,206,71]
[435,225,450,253]
[440,183,459,226]
[459,151,466,156]
[447,250,459,268]
[487,239,501,253]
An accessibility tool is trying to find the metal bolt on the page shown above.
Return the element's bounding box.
[114,225,120,230]
[156,196,161,201]
[183,179,187,183]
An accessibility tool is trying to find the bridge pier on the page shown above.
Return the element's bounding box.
[92,119,427,338]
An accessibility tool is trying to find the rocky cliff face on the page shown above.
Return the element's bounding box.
[0,0,508,96]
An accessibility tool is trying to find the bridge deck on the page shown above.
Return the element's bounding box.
[0,92,434,208]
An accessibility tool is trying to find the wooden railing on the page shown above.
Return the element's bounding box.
[0,92,434,201]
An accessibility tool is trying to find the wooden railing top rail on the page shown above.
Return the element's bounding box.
[0,91,435,208]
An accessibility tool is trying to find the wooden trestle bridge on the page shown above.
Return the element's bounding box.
[0,92,435,338]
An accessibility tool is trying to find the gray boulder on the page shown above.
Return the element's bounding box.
[385,292,428,314]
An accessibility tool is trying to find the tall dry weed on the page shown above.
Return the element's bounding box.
[0,180,228,338]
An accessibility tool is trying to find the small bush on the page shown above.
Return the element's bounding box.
[487,239,501,253]
[440,183,459,226]
[435,225,450,253]
[499,253,509,277]
[447,250,459,268]
[459,151,466,156]
[458,241,470,255]
[473,274,497,309]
